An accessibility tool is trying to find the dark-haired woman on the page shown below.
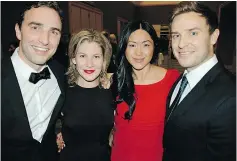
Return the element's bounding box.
[111,20,180,161]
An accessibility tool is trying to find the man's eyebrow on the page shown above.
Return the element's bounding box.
[171,27,201,34]
[28,22,61,33]
[51,27,61,33]
[171,32,179,35]
[188,27,201,31]
[28,22,42,26]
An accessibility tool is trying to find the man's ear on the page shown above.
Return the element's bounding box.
[211,29,220,45]
[15,23,22,41]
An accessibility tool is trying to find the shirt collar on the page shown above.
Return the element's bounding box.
[184,55,218,89]
[11,47,48,80]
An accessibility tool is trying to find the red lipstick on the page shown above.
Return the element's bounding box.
[84,70,95,74]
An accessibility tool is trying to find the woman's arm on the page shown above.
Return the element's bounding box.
[55,115,66,152]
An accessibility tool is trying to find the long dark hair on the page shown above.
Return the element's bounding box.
[112,20,159,120]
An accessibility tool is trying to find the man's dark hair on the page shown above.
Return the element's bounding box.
[169,1,218,34]
[17,1,63,28]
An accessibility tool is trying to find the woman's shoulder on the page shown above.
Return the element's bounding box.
[152,66,180,81]
[152,65,167,75]
[153,66,180,75]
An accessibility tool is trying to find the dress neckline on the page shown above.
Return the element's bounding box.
[135,70,169,87]
[75,85,100,90]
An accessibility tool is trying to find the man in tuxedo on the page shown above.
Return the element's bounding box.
[163,2,236,161]
[2,2,65,161]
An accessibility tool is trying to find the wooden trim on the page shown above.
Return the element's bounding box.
[130,1,180,7]
[117,17,128,40]
[70,1,102,14]
[117,17,128,23]
[68,2,103,33]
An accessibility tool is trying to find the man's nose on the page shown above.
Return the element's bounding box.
[178,35,188,49]
[39,30,49,46]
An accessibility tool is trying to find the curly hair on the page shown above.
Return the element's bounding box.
[111,20,159,120]
[67,29,112,87]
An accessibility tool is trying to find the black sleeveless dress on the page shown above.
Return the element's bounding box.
[59,85,114,161]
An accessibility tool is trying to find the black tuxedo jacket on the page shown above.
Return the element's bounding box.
[2,55,66,161]
[163,63,236,161]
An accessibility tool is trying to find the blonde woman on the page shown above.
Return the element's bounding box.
[57,29,114,161]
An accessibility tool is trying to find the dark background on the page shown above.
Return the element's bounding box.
[1,1,235,66]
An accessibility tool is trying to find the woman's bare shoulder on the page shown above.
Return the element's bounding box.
[152,65,167,75]
[148,65,166,81]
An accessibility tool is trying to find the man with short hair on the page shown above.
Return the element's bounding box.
[2,2,65,161]
[163,2,236,161]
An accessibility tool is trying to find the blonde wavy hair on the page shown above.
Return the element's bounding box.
[67,29,112,87]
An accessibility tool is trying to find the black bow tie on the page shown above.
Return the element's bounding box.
[29,67,51,84]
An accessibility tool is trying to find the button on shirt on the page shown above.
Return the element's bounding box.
[170,55,218,106]
[11,48,61,142]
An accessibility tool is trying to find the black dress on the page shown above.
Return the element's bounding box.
[59,85,114,161]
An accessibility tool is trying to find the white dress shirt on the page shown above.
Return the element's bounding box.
[170,55,218,106]
[11,48,61,142]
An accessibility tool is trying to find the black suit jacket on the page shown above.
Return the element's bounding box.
[163,63,236,161]
[2,55,66,161]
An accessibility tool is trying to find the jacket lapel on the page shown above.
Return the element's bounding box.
[2,57,66,141]
[169,63,224,120]
[171,77,206,118]
[2,56,33,138]
[165,74,183,121]
[44,61,65,135]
